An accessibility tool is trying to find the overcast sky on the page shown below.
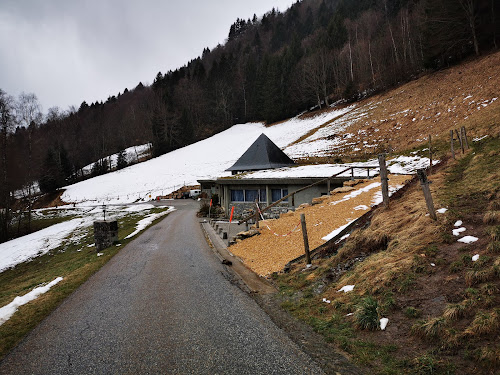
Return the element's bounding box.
[0,0,296,113]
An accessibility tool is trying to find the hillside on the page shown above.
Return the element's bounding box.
[59,51,499,205]
[236,54,499,374]
[0,49,498,371]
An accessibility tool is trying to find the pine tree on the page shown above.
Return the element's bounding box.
[117,149,128,169]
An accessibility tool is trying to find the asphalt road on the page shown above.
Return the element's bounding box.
[0,200,323,374]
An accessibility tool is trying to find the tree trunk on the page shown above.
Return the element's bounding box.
[348,40,354,82]
[368,41,376,87]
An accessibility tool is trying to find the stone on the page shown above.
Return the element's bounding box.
[344,179,368,187]
[312,196,329,205]
[93,220,118,251]
[331,186,356,194]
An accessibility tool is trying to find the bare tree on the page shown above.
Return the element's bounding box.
[302,49,332,108]
[458,0,480,55]
[0,89,15,240]
[16,92,42,232]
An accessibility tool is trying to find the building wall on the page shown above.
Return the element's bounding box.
[217,180,344,219]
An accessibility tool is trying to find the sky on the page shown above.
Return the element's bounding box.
[0,0,296,113]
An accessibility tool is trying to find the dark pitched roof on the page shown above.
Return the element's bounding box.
[226,133,295,172]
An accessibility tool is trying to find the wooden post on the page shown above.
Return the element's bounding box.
[378,154,390,208]
[455,129,464,154]
[417,169,437,221]
[351,167,354,180]
[300,214,311,265]
[255,199,260,228]
[327,179,331,195]
[428,134,433,172]
[461,126,469,149]
[450,130,455,160]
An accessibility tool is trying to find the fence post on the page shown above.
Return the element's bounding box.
[300,214,311,265]
[378,154,390,208]
[461,126,469,149]
[255,199,260,228]
[428,134,433,172]
[450,130,455,160]
[455,129,464,154]
[417,169,437,221]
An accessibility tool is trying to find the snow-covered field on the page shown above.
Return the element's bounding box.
[1,109,436,275]
[81,144,151,176]
[0,204,174,273]
[61,109,434,205]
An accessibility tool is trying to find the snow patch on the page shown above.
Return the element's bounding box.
[338,285,355,293]
[0,277,63,326]
[380,318,389,330]
[452,227,466,236]
[124,208,175,239]
[458,236,478,244]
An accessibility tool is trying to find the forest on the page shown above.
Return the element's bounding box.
[0,0,498,242]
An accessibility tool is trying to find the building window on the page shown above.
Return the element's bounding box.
[231,189,244,202]
[260,189,267,202]
[245,189,259,202]
[271,188,288,202]
[230,188,267,203]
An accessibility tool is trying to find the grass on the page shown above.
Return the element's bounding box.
[0,206,172,360]
[354,296,380,330]
[464,310,500,337]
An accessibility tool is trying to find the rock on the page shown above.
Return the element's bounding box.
[312,196,329,205]
[296,203,311,210]
[344,179,368,187]
[235,229,260,240]
[331,186,356,194]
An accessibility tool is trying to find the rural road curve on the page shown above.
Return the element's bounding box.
[0,200,324,374]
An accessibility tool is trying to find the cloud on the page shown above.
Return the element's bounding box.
[0,0,295,111]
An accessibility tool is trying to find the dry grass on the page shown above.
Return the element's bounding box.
[443,303,467,321]
[478,345,500,368]
[329,172,447,294]
[465,268,495,287]
[483,211,500,225]
[293,51,500,159]
[465,310,500,336]
[412,317,447,339]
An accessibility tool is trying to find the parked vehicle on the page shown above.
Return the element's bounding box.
[189,189,201,199]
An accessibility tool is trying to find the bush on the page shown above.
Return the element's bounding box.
[354,296,379,330]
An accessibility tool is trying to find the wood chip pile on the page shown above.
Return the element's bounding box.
[229,174,411,276]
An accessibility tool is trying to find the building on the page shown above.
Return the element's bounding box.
[198,134,370,219]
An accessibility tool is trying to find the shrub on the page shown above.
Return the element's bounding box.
[443,303,466,321]
[405,307,422,319]
[483,211,500,225]
[488,225,500,241]
[412,317,446,339]
[465,310,499,336]
[465,268,494,287]
[354,296,379,330]
[486,241,500,253]
[412,354,438,374]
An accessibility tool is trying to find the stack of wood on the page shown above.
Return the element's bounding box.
[163,185,201,199]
